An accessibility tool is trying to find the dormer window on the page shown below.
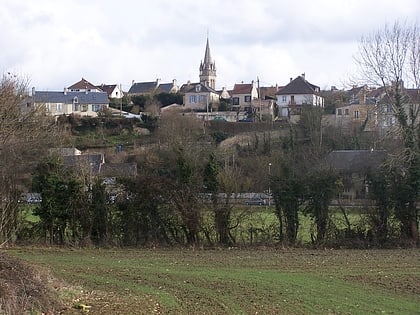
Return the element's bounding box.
[73,96,79,103]
[195,85,201,92]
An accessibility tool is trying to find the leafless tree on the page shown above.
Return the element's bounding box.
[0,74,62,244]
[355,21,419,244]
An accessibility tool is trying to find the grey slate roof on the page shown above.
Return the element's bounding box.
[128,82,157,94]
[62,154,104,174]
[181,82,218,94]
[277,76,320,95]
[34,91,109,104]
[326,150,387,173]
[157,83,174,93]
[100,163,137,177]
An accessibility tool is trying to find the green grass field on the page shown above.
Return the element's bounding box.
[7,247,420,315]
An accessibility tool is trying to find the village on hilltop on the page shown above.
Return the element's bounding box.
[28,37,418,135]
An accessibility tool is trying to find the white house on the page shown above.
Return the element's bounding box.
[98,84,124,99]
[276,74,324,117]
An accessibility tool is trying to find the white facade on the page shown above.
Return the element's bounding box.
[108,85,124,99]
[276,94,324,107]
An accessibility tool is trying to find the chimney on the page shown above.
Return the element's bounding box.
[64,87,67,95]
[31,87,35,96]
[290,78,293,82]
[301,73,305,80]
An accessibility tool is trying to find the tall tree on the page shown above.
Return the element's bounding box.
[33,157,74,244]
[355,21,419,244]
[367,168,394,245]
[90,179,108,246]
[168,147,202,245]
[304,169,341,245]
[0,74,59,244]
[272,162,305,245]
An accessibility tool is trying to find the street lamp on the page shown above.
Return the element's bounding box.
[268,162,272,206]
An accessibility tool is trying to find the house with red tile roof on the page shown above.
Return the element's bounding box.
[229,81,258,111]
[68,78,103,93]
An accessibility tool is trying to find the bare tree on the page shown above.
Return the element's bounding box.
[0,74,61,244]
[355,21,419,244]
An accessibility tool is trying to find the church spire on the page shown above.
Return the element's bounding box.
[199,36,216,90]
[203,37,212,65]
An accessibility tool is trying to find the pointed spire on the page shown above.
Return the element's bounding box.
[199,35,216,90]
[203,37,212,65]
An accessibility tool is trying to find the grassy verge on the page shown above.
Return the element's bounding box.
[7,247,420,315]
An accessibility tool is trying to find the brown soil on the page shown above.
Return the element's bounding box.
[0,252,66,314]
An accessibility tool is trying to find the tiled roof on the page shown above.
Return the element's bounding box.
[128,81,158,94]
[34,91,109,104]
[157,83,174,93]
[276,76,320,95]
[260,86,281,100]
[180,82,199,93]
[404,89,420,102]
[68,78,99,91]
[62,154,104,174]
[378,88,420,104]
[326,150,387,173]
[230,83,253,94]
[100,163,137,177]
[98,84,117,95]
[181,82,217,94]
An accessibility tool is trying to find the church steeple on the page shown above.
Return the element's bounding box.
[199,37,216,90]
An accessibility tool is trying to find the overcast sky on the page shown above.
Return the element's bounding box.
[2,0,419,92]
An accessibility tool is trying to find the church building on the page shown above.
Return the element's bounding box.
[199,37,217,89]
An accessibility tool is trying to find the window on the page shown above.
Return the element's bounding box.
[92,104,101,112]
[189,95,197,103]
[354,110,359,119]
[244,95,251,102]
[81,105,88,112]
[232,97,239,105]
[337,109,342,115]
[386,105,392,113]
[282,96,287,102]
[57,104,62,112]
[344,109,349,115]
[195,85,201,92]
[199,95,207,103]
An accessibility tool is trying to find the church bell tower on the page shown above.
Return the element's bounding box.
[199,37,216,90]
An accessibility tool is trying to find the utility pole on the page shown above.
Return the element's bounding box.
[120,83,123,116]
[268,162,272,206]
[257,77,262,121]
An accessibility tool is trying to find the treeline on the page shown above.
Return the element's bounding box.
[11,111,419,248]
